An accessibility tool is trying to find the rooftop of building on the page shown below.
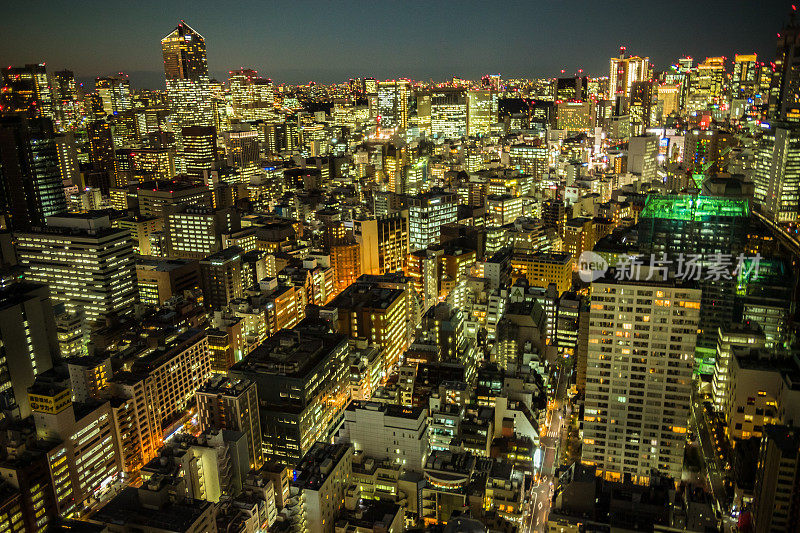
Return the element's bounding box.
[136,257,198,272]
[131,329,205,373]
[346,400,426,420]
[196,375,253,397]
[325,282,405,311]
[292,442,352,491]
[424,449,476,475]
[335,499,401,530]
[232,324,346,378]
[200,246,243,265]
[764,425,800,455]
[93,480,213,531]
[640,194,750,221]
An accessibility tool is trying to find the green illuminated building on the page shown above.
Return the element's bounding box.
[639,194,751,374]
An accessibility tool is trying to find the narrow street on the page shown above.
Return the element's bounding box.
[523,360,571,532]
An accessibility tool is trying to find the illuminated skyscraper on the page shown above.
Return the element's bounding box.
[0,64,55,121]
[181,125,217,178]
[608,47,650,99]
[582,270,700,484]
[408,189,457,251]
[466,89,493,137]
[229,68,274,121]
[162,21,209,80]
[162,22,213,172]
[753,122,800,226]
[95,74,132,116]
[431,88,467,138]
[0,114,67,229]
[377,80,411,131]
[770,13,800,121]
[731,53,759,100]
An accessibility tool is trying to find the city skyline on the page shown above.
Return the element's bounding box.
[0,0,791,87]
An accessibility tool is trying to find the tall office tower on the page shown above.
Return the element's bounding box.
[508,143,548,179]
[731,54,759,100]
[228,68,274,121]
[582,269,701,484]
[165,205,238,259]
[609,47,650,99]
[196,375,263,469]
[627,135,658,181]
[321,279,408,370]
[54,133,81,186]
[162,22,213,171]
[486,194,523,225]
[408,189,458,251]
[30,383,121,518]
[181,125,217,178]
[0,283,57,419]
[687,57,726,112]
[638,195,750,373]
[711,323,765,412]
[224,124,260,180]
[229,325,349,465]
[629,81,654,135]
[555,76,588,101]
[657,83,681,118]
[0,64,54,120]
[555,101,594,132]
[377,79,411,131]
[431,89,467,138]
[752,425,800,532]
[355,213,409,275]
[0,114,67,229]
[51,70,81,131]
[95,74,132,116]
[467,89,493,137]
[87,119,118,190]
[15,213,137,324]
[753,122,800,226]
[684,128,734,177]
[199,246,244,309]
[770,14,800,121]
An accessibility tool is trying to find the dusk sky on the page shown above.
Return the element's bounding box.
[0,0,792,87]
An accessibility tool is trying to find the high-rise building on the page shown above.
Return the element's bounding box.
[467,89,493,136]
[15,213,137,324]
[30,382,121,517]
[228,324,349,465]
[752,425,800,532]
[87,119,118,190]
[181,125,217,178]
[628,135,659,182]
[0,64,55,120]
[582,270,701,483]
[770,15,800,121]
[609,47,650,100]
[199,246,244,309]
[431,89,467,138]
[731,53,759,100]
[638,194,750,370]
[228,68,274,121]
[711,323,766,412]
[354,213,409,275]
[290,442,354,533]
[162,22,213,172]
[0,282,57,419]
[408,190,458,251]
[377,80,411,131]
[322,279,409,370]
[753,122,800,226]
[0,114,67,229]
[95,74,132,116]
[196,375,263,469]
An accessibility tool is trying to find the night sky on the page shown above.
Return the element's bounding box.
[0,0,793,88]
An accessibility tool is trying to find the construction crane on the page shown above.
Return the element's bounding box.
[692,146,733,187]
